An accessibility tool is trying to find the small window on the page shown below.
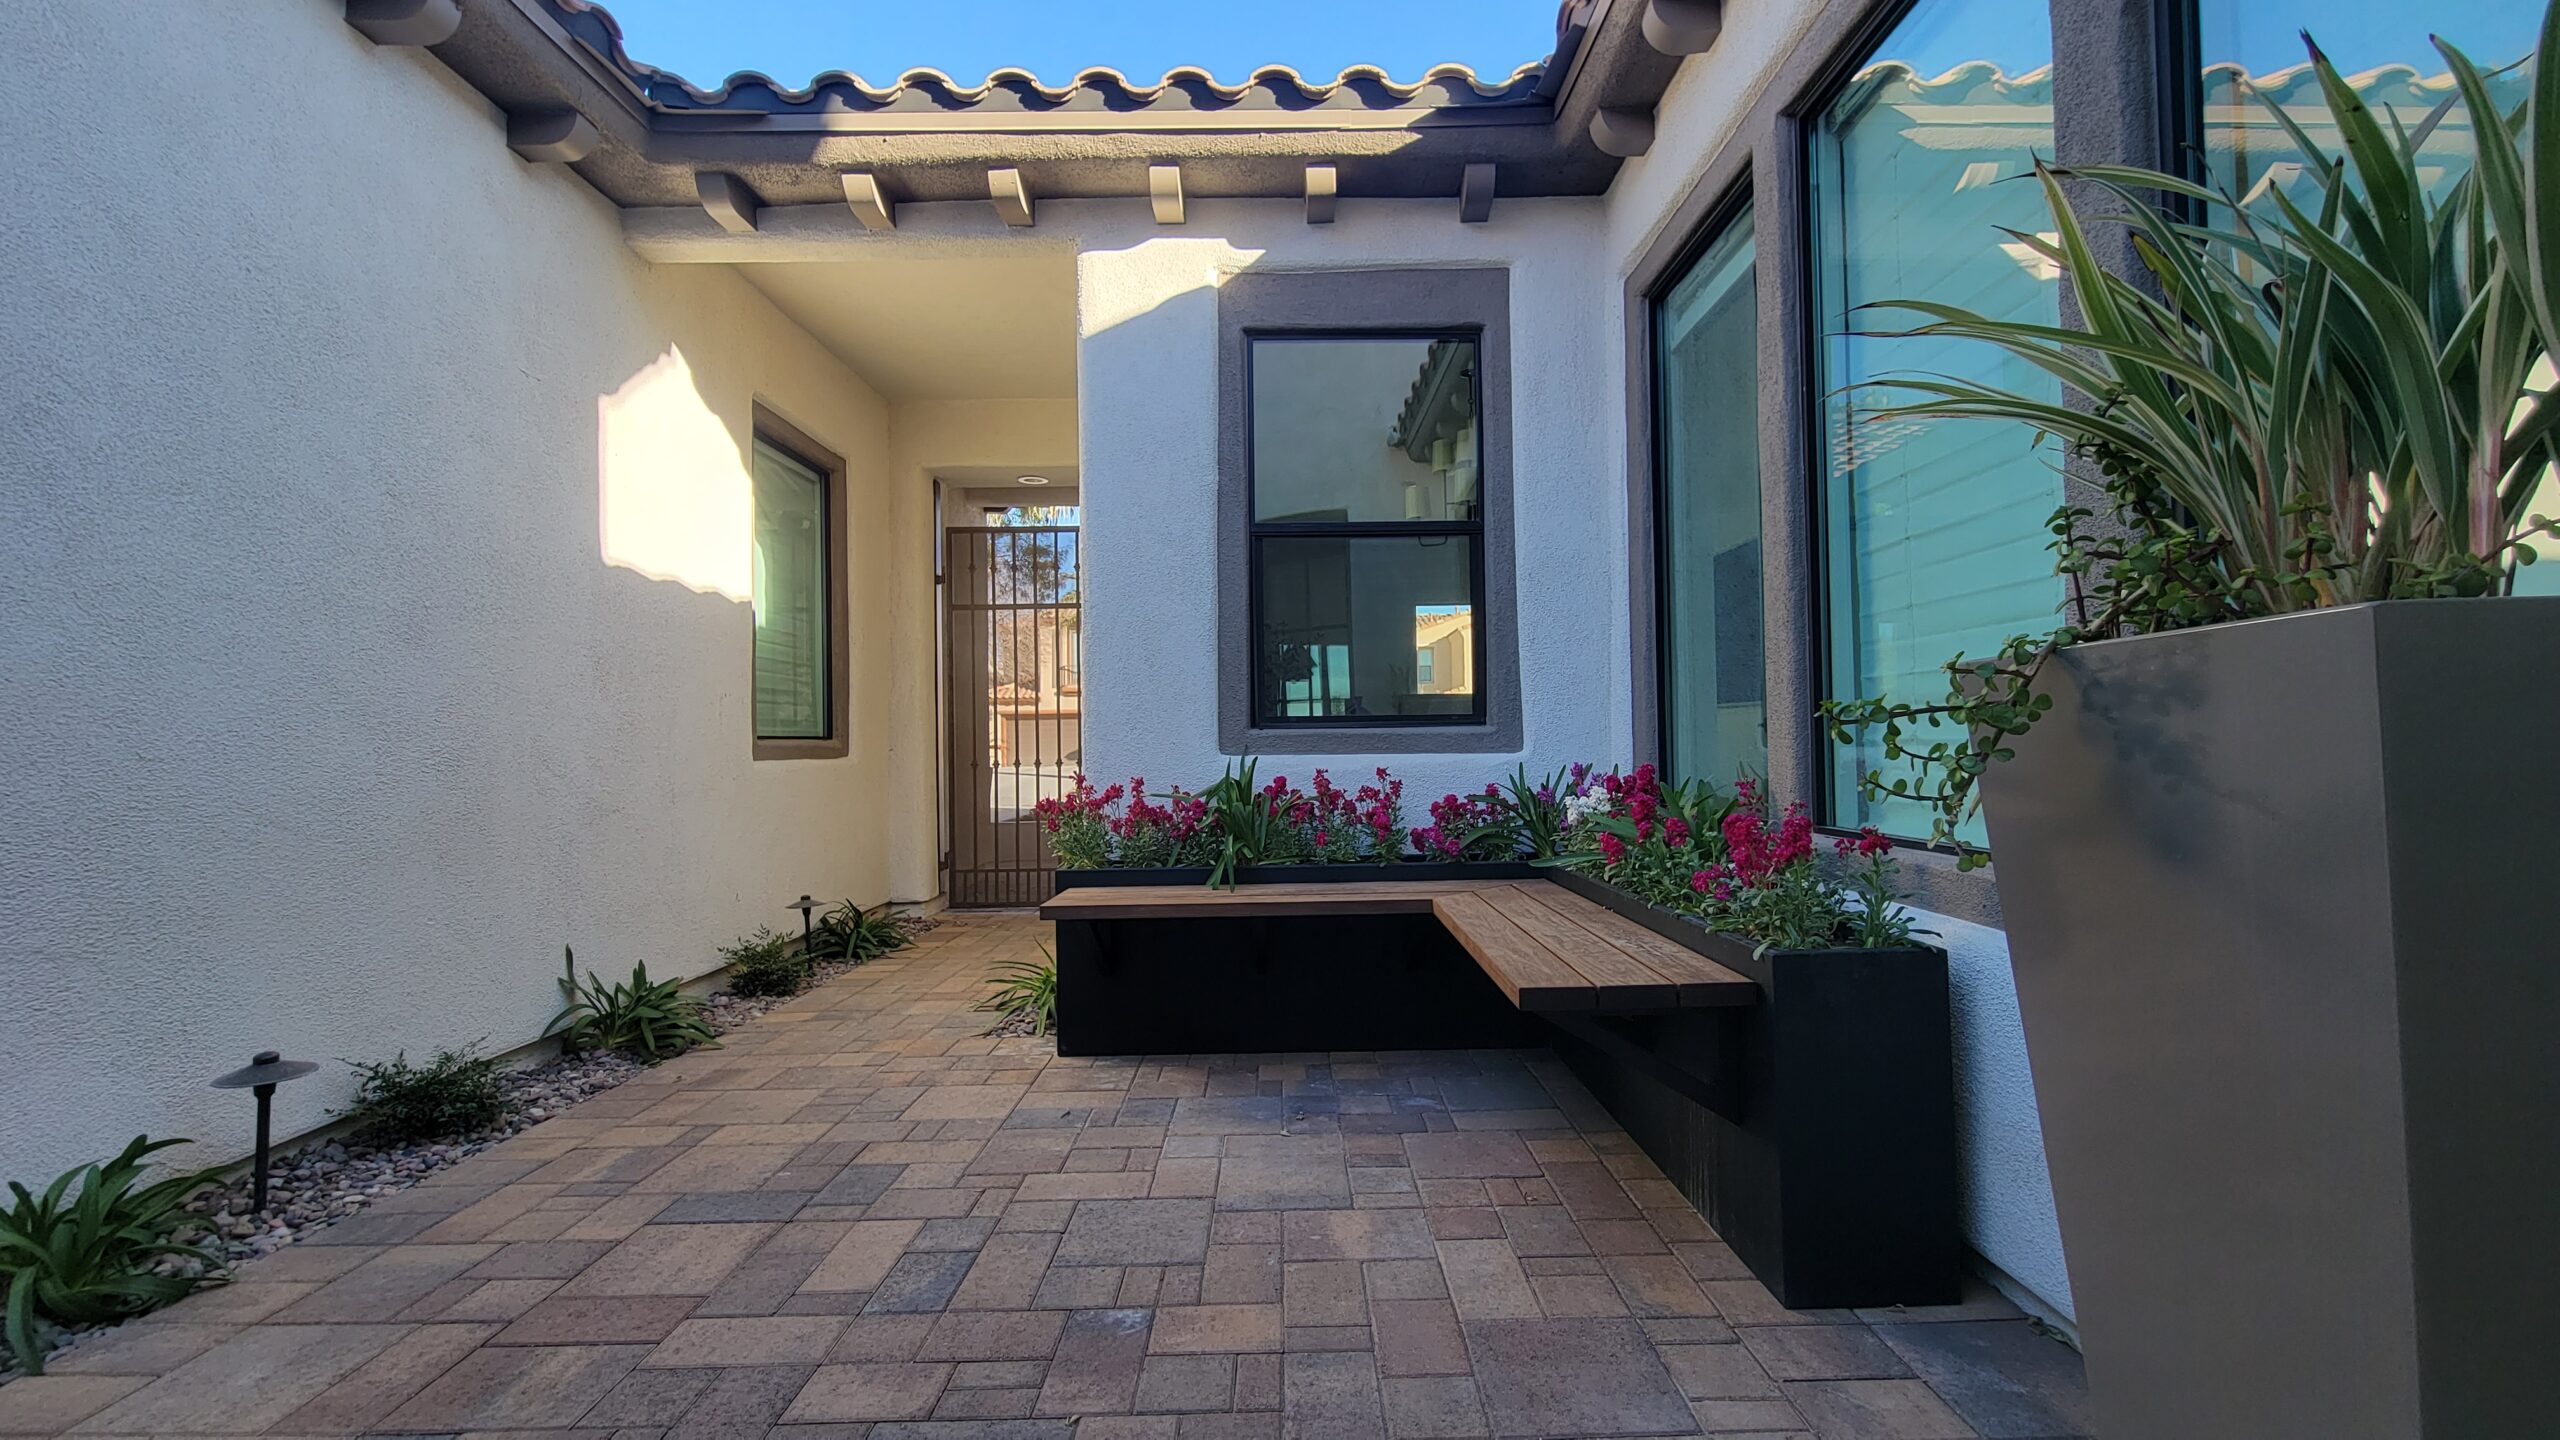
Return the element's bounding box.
[1248,335,1486,725]
[751,433,836,747]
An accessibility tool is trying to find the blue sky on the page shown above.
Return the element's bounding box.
[593,0,1567,89]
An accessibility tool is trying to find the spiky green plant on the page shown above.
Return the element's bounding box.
[1,1137,228,1376]
[547,947,717,1061]
[809,901,924,964]
[1200,756,1286,889]
[975,948,1059,1036]
[1823,9,2559,863]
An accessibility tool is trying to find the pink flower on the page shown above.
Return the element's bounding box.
[1598,833,1627,866]
[1664,816,1691,848]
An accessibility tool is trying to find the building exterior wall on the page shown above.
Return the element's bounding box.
[1071,201,1625,808]
[0,0,912,1179]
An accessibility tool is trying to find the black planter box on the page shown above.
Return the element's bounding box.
[1047,860,1960,1309]
[1542,867,1959,1309]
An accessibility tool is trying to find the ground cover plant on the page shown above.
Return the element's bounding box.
[1,1137,228,1376]
[721,926,814,998]
[341,1043,512,1143]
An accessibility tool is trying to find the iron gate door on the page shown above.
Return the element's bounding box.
[945,525,1082,907]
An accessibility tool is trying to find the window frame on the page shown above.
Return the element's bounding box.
[749,404,851,761]
[1242,328,1492,730]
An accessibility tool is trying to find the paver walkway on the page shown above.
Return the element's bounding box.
[1,914,2094,1439]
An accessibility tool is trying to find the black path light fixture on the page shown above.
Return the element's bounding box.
[209,1051,319,1214]
[791,894,819,950]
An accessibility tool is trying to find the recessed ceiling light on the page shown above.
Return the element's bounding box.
[1016,474,1051,485]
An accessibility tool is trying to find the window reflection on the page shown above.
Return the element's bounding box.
[1808,0,2063,841]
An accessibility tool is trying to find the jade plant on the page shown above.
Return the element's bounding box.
[1822,9,2560,865]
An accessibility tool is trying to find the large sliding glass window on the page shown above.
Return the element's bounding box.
[751,437,831,740]
[1248,335,1486,724]
[1809,0,2063,840]
[1654,200,1768,789]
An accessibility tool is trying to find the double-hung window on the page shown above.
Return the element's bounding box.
[1247,334,1487,726]
[1807,0,2064,842]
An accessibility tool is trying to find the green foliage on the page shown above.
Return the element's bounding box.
[976,948,1059,1036]
[0,1137,227,1376]
[1477,766,1576,860]
[811,902,924,964]
[547,947,717,1062]
[1201,756,1287,889]
[1825,11,2560,865]
[343,1043,511,1143]
[722,927,814,998]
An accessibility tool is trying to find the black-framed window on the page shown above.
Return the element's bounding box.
[1246,333,1487,726]
[1805,0,2064,843]
[1652,191,1769,791]
[751,434,832,741]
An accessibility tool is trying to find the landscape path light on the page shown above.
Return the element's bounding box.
[208,1050,319,1214]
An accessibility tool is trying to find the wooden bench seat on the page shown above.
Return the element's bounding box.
[1040,877,1756,1013]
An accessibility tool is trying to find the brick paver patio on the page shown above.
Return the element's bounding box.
[0,914,2094,1438]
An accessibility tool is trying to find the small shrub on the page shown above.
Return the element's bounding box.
[722,927,812,998]
[548,947,717,1062]
[343,1043,511,1143]
[976,948,1058,1037]
[1,1136,229,1376]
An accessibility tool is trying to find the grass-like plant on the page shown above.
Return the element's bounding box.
[1200,756,1288,889]
[1823,8,2559,863]
[342,1043,511,1143]
[1,1137,228,1376]
[976,947,1059,1036]
[722,926,814,998]
[810,901,923,964]
[548,946,717,1061]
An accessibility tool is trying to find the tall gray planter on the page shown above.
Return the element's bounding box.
[1982,598,2559,1439]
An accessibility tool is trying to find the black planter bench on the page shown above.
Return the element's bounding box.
[1038,870,1960,1310]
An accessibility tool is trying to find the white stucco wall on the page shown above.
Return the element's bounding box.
[1071,201,1627,805]
[0,0,916,1180]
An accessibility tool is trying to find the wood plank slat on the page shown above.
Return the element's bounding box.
[1508,881,1758,1006]
[1430,890,1596,1012]
[1036,877,1519,920]
[1476,884,1678,1011]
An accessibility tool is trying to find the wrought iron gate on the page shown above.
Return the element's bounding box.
[945,525,1082,907]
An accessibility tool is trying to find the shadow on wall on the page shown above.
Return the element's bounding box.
[599,346,753,600]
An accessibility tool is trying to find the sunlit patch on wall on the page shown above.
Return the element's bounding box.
[597,346,750,599]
